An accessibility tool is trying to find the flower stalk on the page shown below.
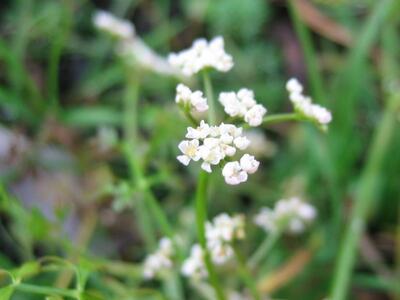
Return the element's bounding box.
[202,70,217,125]
[233,245,261,300]
[195,171,226,300]
[248,230,281,270]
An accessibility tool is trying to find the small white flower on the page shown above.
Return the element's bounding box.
[143,238,174,279]
[244,104,267,127]
[254,197,316,234]
[168,36,233,76]
[239,154,259,174]
[181,244,208,279]
[286,78,332,127]
[219,89,267,127]
[206,213,245,264]
[286,78,303,95]
[219,92,244,117]
[177,139,201,166]
[222,161,248,185]
[233,136,250,150]
[186,120,210,139]
[175,84,208,113]
[93,10,134,40]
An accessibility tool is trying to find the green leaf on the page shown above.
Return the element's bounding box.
[0,286,14,300]
[12,261,40,280]
[62,106,122,128]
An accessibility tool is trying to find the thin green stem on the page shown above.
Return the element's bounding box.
[195,171,225,300]
[248,231,280,270]
[123,73,156,249]
[233,245,261,300]
[123,70,184,263]
[330,92,400,300]
[262,113,301,125]
[202,70,217,125]
[183,106,199,127]
[15,283,78,299]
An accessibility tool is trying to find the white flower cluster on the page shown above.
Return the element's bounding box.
[175,84,208,113]
[254,197,316,234]
[219,89,267,127]
[93,11,179,76]
[177,121,260,184]
[222,154,259,185]
[181,213,245,280]
[286,78,332,127]
[143,238,174,279]
[181,244,208,279]
[206,213,245,264]
[93,10,134,40]
[168,36,233,76]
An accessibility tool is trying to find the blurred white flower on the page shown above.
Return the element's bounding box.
[239,154,259,174]
[175,84,208,113]
[254,197,316,234]
[143,238,174,279]
[93,10,134,40]
[168,36,233,76]
[181,244,208,279]
[219,89,267,127]
[286,78,332,127]
[286,78,303,95]
[245,130,277,157]
[94,10,180,76]
[206,213,245,264]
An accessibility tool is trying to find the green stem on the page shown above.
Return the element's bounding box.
[123,73,156,249]
[233,245,261,300]
[195,171,225,300]
[248,231,280,269]
[123,71,184,263]
[202,70,217,125]
[15,283,78,298]
[183,106,199,127]
[262,113,301,125]
[330,92,400,300]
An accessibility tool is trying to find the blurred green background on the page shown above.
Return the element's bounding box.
[0,0,399,299]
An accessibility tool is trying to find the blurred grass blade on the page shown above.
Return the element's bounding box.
[330,93,400,300]
[62,106,122,127]
[0,286,14,300]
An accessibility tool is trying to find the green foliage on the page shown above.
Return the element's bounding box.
[207,0,270,41]
[0,0,399,299]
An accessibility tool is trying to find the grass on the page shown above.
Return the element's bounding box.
[0,1,399,299]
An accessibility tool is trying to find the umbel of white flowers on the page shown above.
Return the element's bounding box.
[219,88,267,127]
[254,197,316,234]
[175,84,209,113]
[143,238,174,279]
[93,10,179,76]
[286,78,332,129]
[181,213,245,279]
[168,36,233,76]
[177,120,260,184]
